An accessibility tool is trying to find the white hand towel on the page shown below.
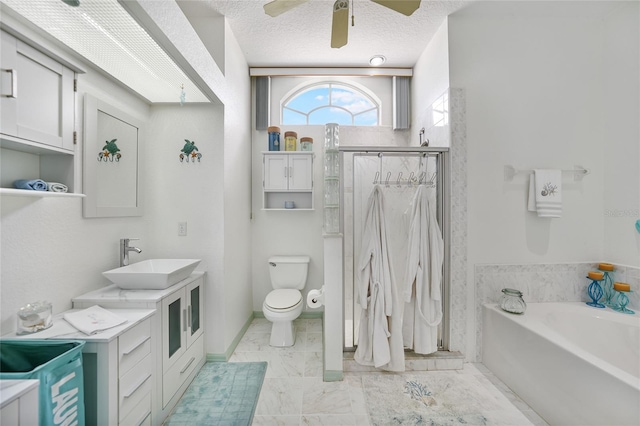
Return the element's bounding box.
[47,182,68,193]
[528,169,562,218]
[64,305,127,335]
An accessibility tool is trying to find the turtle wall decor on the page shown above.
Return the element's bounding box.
[98,138,121,162]
[180,139,202,163]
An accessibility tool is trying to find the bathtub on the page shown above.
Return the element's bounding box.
[482,302,640,426]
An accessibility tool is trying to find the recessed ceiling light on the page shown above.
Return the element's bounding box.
[369,55,386,66]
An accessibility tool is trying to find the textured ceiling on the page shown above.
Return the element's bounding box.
[197,0,471,67]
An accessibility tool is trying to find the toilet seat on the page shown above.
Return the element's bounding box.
[265,289,302,311]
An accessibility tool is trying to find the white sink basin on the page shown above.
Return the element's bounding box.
[103,259,201,290]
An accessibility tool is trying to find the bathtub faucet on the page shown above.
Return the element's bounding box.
[120,238,142,267]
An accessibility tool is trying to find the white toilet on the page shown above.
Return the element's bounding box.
[262,255,310,347]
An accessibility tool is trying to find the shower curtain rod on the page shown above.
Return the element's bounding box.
[338,146,449,154]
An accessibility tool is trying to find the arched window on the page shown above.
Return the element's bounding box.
[282,83,379,126]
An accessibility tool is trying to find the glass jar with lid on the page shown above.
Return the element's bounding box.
[284,131,297,151]
[500,288,526,314]
[268,126,281,151]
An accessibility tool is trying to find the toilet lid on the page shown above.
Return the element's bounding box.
[265,289,302,310]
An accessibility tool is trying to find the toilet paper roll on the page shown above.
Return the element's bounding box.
[307,288,324,309]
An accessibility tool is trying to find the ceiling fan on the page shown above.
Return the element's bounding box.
[263,0,422,49]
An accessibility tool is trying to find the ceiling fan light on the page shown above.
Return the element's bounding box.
[369,55,386,66]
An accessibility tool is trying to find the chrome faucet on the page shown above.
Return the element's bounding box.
[120,238,142,267]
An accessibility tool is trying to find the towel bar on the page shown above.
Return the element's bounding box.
[504,165,589,182]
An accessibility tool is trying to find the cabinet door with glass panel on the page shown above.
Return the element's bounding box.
[161,289,186,372]
[185,277,203,348]
[161,276,203,372]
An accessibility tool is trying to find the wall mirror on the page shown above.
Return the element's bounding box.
[83,94,143,217]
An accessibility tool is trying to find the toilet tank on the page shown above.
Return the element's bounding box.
[268,255,310,289]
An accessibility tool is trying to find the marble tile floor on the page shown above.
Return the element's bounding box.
[224,317,548,426]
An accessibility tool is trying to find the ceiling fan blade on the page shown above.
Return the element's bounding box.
[370,0,421,16]
[263,0,310,17]
[331,0,349,49]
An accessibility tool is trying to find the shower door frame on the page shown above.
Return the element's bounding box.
[339,146,451,351]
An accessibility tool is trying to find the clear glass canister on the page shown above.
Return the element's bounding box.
[17,300,53,334]
[500,288,526,314]
[268,126,280,151]
[300,137,313,151]
[284,131,297,151]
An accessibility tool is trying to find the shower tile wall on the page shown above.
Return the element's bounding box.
[448,88,468,354]
[474,262,640,361]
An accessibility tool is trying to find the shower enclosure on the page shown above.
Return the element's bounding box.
[339,146,450,352]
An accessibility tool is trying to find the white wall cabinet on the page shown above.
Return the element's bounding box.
[0,30,74,151]
[73,273,206,426]
[0,29,79,193]
[263,152,314,210]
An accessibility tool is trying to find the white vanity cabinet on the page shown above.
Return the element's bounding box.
[7,309,155,426]
[160,278,203,407]
[263,152,314,209]
[0,380,39,426]
[73,273,206,426]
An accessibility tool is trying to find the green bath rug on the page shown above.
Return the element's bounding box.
[165,361,267,426]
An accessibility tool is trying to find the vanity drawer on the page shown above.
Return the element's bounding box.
[118,318,151,377]
[119,391,151,426]
[162,335,203,407]
[119,353,152,422]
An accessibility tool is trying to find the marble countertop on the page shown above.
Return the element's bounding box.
[0,380,39,408]
[73,271,205,304]
[3,308,155,343]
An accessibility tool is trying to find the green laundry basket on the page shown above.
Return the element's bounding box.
[0,340,85,426]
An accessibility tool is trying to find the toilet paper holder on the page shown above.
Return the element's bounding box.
[307,287,325,308]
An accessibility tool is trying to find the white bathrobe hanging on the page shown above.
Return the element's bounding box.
[354,185,405,371]
[402,185,444,355]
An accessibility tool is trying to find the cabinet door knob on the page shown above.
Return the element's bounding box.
[183,309,187,332]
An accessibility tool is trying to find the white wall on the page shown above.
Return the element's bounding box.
[602,1,640,267]
[251,124,326,313]
[144,103,225,356]
[251,76,410,313]
[448,1,620,358]
[222,20,253,353]
[412,19,450,147]
[127,1,253,357]
[450,8,606,264]
[1,5,254,358]
[0,48,150,335]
